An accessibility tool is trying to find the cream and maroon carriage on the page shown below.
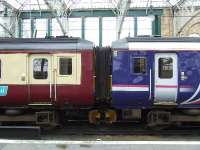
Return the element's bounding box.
[0,37,95,126]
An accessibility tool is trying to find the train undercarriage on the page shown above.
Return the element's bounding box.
[0,104,200,130]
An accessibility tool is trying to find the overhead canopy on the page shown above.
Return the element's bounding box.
[3,0,199,11]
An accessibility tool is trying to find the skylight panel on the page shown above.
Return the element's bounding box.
[4,0,23,9]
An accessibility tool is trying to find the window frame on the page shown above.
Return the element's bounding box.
[58,57,73,77]
[33,58,48,80]
[158,57,173,79]
[131,56,147,75]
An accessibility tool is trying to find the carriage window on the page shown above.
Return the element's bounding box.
[33,58,48,79]
[132,57,146,74]
[59,58,72,75]
[159,58,173,78]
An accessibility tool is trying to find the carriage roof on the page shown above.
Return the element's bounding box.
[112,37,200,51]
[0,37,94,51]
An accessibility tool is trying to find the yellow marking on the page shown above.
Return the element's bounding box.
[89,110,101,124]
[105,109,117,124]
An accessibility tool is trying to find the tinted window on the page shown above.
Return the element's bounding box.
[59,58,72,75]
[33,58,48,79]
[159,57,173,78]
[132,57,146,74]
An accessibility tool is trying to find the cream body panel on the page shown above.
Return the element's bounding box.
[0,54,28,85]
[53,53,81,85]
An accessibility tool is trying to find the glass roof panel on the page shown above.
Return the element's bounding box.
[3,0,199,11]
[4,0,24,9]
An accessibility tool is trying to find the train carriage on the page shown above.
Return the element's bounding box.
[0,37,95,126]
[111,37,200,126]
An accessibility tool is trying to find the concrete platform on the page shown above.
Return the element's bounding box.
[0,140,200,150]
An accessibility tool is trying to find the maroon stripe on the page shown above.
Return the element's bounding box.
[190,100,200,104]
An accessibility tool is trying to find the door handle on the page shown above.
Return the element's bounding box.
[54,68,57,101]
[21,73,26,81]
[49,73,52,99]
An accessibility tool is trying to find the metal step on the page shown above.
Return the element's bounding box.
[154,102,177,106]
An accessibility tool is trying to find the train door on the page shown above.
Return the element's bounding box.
[154,53,178,103]
[28,54,53,104]
[53,53,81,102]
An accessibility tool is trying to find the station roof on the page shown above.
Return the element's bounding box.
[3,0,197,11]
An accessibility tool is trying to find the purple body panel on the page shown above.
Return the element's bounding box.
[112,50,200,109]
[112,50,153,109]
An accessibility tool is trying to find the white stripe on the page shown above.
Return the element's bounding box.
[181,83,200,104]
[0,140,199,144]
[149,69,152,100]
[128,42,200,51]
[180,88,193,92]
[112,86,149,92]
[187,98,200,104]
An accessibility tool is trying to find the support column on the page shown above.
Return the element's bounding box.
[152,15,161,36]
[31,18,35,38]
[47,18,52,37]
[134,17,137,37]
[81,17,85,39]
[18,19,22,38]
[99,17,102,47]
[154,15,161,36]
[116,0,131,39]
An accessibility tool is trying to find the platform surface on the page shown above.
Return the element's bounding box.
[0,140,200,150]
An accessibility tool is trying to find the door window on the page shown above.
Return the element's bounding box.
[33,58,48,79]
[59,58,72,75]
[159,57,173,78]
[132,57,146,74]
